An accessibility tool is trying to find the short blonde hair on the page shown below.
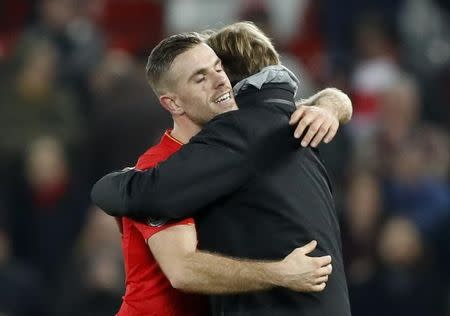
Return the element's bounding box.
[206,21,280,84]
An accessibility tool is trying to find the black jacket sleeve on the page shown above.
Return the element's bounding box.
[91,112,254,219]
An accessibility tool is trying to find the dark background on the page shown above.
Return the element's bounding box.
[0,0,449,315]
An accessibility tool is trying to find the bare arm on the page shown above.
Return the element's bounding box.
[290,88,353,147]
[149,224,332,294]
[301,88,352,124]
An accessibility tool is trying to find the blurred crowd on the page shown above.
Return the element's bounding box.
[0,0,448,315]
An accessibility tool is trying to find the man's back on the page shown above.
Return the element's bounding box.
[194,84,351,316]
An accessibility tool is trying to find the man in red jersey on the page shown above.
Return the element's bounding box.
[110,29,352,316]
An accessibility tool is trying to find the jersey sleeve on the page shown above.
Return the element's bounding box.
[132,217,195,241]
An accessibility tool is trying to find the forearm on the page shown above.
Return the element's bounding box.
[91,147,249,219]
[151,226,331,295]
[91,117,252,220]
[303,88,352,124]
[172,250,285,294]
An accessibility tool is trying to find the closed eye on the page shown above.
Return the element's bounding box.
[195,76,206,83]
[215,61,223,73]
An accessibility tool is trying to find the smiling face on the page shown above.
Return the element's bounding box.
[164,43,238,126]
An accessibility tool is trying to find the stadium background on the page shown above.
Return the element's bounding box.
[0,0,449,315]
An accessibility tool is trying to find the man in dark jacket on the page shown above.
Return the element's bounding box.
[92,22,351,316]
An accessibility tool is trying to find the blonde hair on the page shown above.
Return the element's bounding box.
[206,21,280,84]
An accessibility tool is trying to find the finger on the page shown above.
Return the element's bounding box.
[311,282,326,292]
[316,255,332,267]
[299,240,317,254]
[294,115,314,139]
[323,122,339,143]
[289,106,306,125]
[315,275,329,284]
[300,120,324,147]
[310,122,331,148]
[316,264,333,276]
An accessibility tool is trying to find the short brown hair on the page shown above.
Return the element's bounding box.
[206,21,280,84]
[146,32,205,95]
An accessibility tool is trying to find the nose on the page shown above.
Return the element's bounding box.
[212,70,227,89]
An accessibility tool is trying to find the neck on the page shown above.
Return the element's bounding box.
[170,115,202,144]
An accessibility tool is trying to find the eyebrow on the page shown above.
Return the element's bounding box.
[187,58,222,82]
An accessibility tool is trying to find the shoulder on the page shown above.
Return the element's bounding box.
[189,110,249,152]
[136,144,172,170]
[194,106,272,136]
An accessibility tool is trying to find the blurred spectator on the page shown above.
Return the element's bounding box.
[398,0,450,126]
[341,169,382,316]
[88,50,171,183]
[320,0,403,80]
[399,0,450,77]
[0,0,31,60]
[0,199,44,316]
[0,38,89,315]
[342,170,383,287]
[4,136,90,315]
[349,13,401,141]
[377,75,420,150]
[370,217,445,316]
[352,73,450,236]
[353,74,420,171]
[166,0,245,34]
[287,1,327,86]
[0,39,83,173]
[91,0,164,56]
[14,0,104,114]
[356,75,450,237]
[383,137,450,237]
[0,39,83,169]
[57,208,123,316]
[0,227,44,316]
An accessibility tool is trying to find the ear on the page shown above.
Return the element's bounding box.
[160,95,185,115]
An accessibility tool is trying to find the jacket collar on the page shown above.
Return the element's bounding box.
[233,65,300,97]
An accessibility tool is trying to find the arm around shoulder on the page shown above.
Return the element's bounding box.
[302,87,352,124]
[91,115,253,219]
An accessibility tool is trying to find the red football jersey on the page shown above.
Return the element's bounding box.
[116,130,208,316]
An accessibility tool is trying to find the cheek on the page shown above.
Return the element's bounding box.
[181,86,207,103]
[178,86,214,115]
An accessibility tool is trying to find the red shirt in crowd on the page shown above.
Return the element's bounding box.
[116,130,208,316]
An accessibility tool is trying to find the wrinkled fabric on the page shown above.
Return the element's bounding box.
[233,65,300,97]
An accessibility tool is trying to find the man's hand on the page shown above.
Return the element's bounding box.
[275,240,332,292]
[289,87,352,147]
[289,104,339,148]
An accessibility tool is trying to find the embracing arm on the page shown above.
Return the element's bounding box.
[302,88,352,124]
[91,144,249,219]
[149,224,332,294]
[91,114,252,219]
[290,88,352,147]
[91,88,352,219]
